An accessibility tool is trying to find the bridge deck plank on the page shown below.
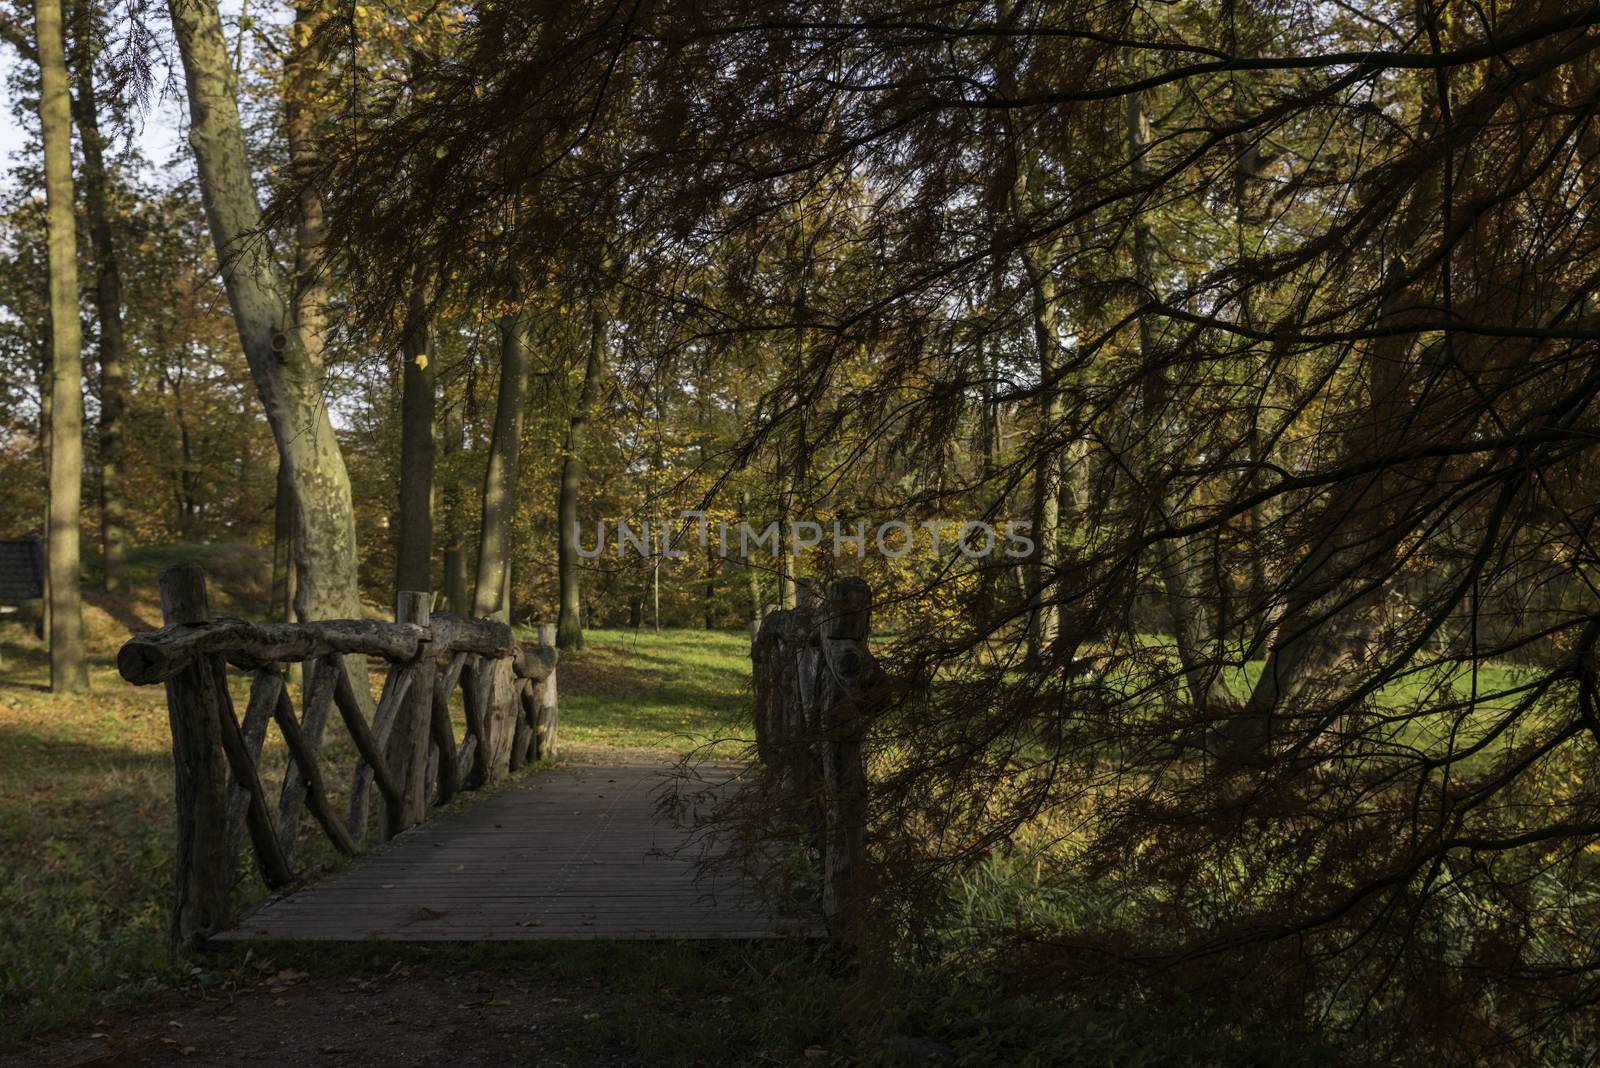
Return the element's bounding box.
[211,760,817,942]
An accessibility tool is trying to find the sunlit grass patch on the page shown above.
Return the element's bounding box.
[543,626,754,756]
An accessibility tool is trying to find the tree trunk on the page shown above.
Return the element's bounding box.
[166,0,366,631]
[285,0,327,369]
[473,310,533,619]
[778,459,797,610]
[1017,163,1062,668]
[270,461,296,622]
[440,391,470,614]
[36,0,87,693]
[68,5,128,594]
[395,276,436,594]
[556,307,606,649]
[742,488,761,623]
[1126,86,1230,711]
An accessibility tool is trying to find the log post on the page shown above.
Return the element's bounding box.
[535,622,558,758]
[749,577,881,945]
[481,655,518,783]
[384,591,435,833]
[817,578,877,941]
[461,655,492,789]
[158,564,231,947]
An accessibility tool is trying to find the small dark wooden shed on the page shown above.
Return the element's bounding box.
[0,537,44,606]
[0,537,45,665]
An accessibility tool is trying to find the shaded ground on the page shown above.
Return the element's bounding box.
[2,962,601,1068]
[0,943,844,1067]
[3,940,851,1068]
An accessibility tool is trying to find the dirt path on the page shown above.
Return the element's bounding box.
[1,960,648,1068]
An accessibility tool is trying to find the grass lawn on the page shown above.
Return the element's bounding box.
[531,627,754,757]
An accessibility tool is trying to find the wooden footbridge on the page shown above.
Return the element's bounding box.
[119,566,880,946]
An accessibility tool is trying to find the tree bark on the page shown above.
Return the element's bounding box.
[1017,161,1062,668]
[270,461,296,622]
[440,390,470,613]
[395,275,436,595]
[68,4,128,594]
[557,307,606,649]
[473,309,534,619]
[742,487,761,623]
[1126,86,1231,711]
[166,0,366,632]
[285,0,327,368]
[778,458,797,610]
[36,0,87,692]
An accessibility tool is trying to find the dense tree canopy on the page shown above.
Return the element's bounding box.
[5,0,1600,1060]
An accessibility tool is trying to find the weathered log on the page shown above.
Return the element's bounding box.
[120,616,424,685]
[534,623,558,758]
[815,580,882,940]
[276,654,338,862]
[820,576,872,641]
[384,592,436,832]
[335,659,402,839]
[749,576,883,944]
[118,611,515,688]
[510,678,534,771]
[347,661,411,839]
[429,651,467,804]
[480,655,519,784]
[269,664,358,857]
[225,666,276,880]
[461,655,491,789]
[430,612,517,659]
[423,744,440,802]
[751,598,822,795]
[210,655,292,890]
[158,565,234,946]
[512,642,557,681]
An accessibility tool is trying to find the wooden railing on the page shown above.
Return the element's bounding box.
[118,564,558,946]
[750,577,884,939]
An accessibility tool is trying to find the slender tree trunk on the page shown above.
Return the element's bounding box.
[68,5,128,593]
[285,0,327,369]
[440,394,469,612]
[1230,262,1429,760]
[270,462,296,622]
[38,292,52,645]
[1017,168,1062,667]
[36,0,87,692]
[556,307,606,649]
[742,487,761,622]
[473,310,533,619]
[395,276,435,594]
[778,458,796,609]
[1126,87,1231,711]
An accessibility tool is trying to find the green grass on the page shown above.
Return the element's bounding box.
[545,626,755,756]
[0,641,188,1038]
